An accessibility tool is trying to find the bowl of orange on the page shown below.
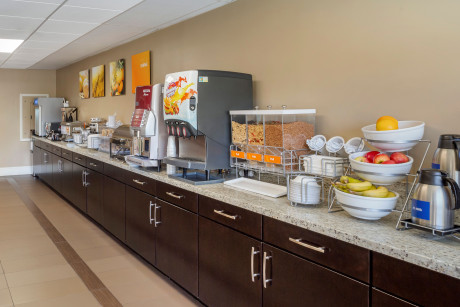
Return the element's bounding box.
[361,117,425,152]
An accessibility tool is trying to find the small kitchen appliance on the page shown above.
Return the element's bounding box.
[89,118,106,134]
[432,134,460,185]
[125,84,167,168]
[411,169,460,230]
[110,125,132,160]
[34,98,63,136]
[163,70,253,183]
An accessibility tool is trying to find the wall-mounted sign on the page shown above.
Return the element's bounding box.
[79,70,89,99]
[131,50,150,93]
[91,65,105,98]
[110,59,125,96]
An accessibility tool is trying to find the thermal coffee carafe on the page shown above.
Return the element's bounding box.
[411,169,460,230]
[432,134,460,185]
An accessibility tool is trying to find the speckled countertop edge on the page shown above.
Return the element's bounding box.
[36,137,460,279]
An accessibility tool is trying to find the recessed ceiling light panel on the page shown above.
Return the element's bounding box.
[0,39,24,53]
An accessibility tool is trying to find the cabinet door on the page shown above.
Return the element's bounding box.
[103,176,126,242]
[61,159,73,201]
[156,199,198,296]
[199,216,262,307]
[41,151,52,184]
[71,163,87,212]
[125,186,155,264]
[86,169,104,225]
[51,154,63,194]
[372,288,417,307]
[33,145,41,177]
[262,244,369,307]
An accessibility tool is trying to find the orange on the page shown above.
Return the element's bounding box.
[376,116,398,131]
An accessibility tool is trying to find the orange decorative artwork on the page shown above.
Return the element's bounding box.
[131,50,150,93]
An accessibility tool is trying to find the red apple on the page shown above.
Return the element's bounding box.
[374,153,390,164]
[354,156,370,163]
[365,151,380,163]
[382,160,396,164]
[390,152,409,164]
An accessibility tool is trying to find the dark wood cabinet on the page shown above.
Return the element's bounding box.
[156,199,198,296]
[33,145,42,177]
[41,150,53,184]
[103,176,126,242]
[199,216,262,307]
[71,162,87,212]
[51,153,63,194]
[60,157,73,201]
[86,169,104,225]
[262,243,369,307]
[125,186,156,264]
[372,288,416,307]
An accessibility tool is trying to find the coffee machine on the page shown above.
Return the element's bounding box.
[34,98,63,136]
[125,84,168,168]
[163,70,253,183]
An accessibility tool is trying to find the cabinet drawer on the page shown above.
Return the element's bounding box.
[61,149,72,161]
[263,217,370,283]
[125,172,156,196]
[372,288,417,307]
[86,157,103,173]
[157,181,198,213]
[103,163,129,183]
[373,252,459,306]
[42,142,52,152]
[34,139,42,148]
[72,153,87,166]
[199,195,262,239]
[51,146,62,156]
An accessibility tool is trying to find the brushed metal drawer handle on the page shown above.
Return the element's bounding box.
[289,237,326,253]
[89,162,98,167]
[149,201,155,224]
[75,157,81,161]
[133,179,146,185]
[213,209,238,220]
[263,251,272,288]
[251,247,260,282]
[166,191,183,199]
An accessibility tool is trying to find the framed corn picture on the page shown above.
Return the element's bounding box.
[79,70,89,99]
[131,50,150,93]
[91,65,105,98]
[109,59,125,96]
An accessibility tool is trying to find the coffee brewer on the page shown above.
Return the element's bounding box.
[125,84,168,168]
[163,70,253,183]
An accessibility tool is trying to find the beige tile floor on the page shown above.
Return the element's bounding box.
[0,176,201,306]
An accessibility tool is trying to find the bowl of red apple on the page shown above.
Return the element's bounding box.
[348,151,413,185]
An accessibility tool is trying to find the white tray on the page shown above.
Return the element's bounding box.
[224,178,287,198]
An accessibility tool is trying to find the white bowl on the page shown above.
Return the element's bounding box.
[349,151,413,185]
[334,188,399,220]
[361,121,425,152]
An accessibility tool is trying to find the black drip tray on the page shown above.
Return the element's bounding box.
[168,172,224,185]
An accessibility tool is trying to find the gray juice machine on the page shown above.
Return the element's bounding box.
[163,70,253,184]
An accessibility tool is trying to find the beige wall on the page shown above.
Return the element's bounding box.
[0,69,56,169]
[57,0,460,165]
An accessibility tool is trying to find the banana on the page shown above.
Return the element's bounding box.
[386,191,396,198]
[346,181,372,192]
[340,176,362,184]
[362,186,389,198]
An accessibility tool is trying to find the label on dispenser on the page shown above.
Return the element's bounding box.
[231,150,245,159]
[264,155,282,164]
[411,199,430,221]
[432,163,440,169]
[247,153,263,162]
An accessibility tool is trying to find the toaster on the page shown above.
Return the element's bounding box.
[87,134,103,149]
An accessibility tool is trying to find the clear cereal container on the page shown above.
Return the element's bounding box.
[230,107,316,176]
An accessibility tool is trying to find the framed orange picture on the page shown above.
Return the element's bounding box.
[131,50,150,93]
[109,59,125,96]
[79,70,89,99]
[91,65,105,98]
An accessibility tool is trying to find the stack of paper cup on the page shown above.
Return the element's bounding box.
[166,136,177,175]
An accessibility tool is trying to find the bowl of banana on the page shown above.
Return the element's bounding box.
[333,176,399,220]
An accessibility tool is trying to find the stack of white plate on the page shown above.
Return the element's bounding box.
[288,176,321,205]
[303,155,345,177]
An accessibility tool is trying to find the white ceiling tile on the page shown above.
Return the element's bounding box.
[0,0,59,19]
[0,52,10,61]
[15,0,66,4]
[65,0,143,11]
[14,47,54,56]
[9,52,47,61]
[21,40,66,50]
[0,28,32,39]
[38,19,98,35]
[50,5,121,23]
[1,62,32,69]
[29,31,79,43]
[0,15,43,31]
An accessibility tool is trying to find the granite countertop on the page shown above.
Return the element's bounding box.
[36,137,460,280]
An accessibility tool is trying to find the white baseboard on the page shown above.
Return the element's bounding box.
[0,166,33,176]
